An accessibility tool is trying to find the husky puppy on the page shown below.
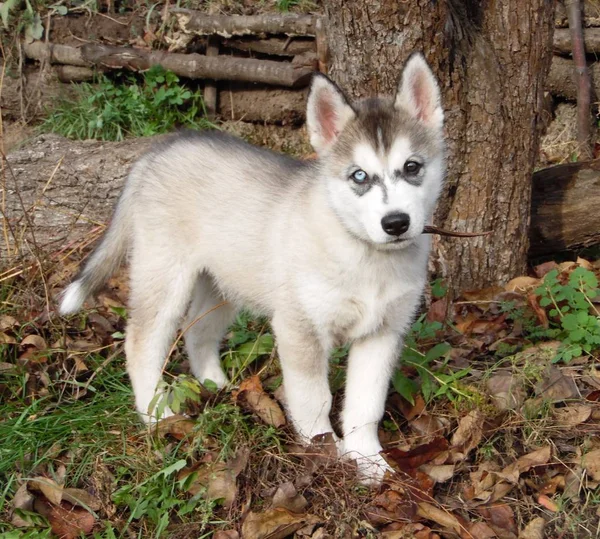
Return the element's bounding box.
[60,52,445,483]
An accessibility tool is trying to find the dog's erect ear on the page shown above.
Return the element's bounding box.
[395,52,443,129]
[306,74,355,154]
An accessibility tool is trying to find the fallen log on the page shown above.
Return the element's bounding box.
[554,27,600,54]
[23,41,314,88]
[530,160,600,256]
[171,11,317,37]
[546,55,600,99]
[3,135,598,266]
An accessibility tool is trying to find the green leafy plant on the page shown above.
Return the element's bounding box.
[41,66,214,141]
[275,0,315,11]
[535,267,600,362]
[393,315,468,405]
[222,311,273,382]
[150,374,203,419]
[112,458,218,537]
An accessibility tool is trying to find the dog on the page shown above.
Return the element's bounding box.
[60,52,446,483]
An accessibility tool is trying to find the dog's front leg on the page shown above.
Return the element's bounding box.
[340,330,401,484]
[272,313,334,442]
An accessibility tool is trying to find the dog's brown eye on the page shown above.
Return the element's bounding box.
[404,161,421,175]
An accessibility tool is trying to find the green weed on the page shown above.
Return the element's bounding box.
[535,267,600,362]
[275,0,317,12]
[221,311,274,383]
[41,66,214,141]
[393,315,469,405]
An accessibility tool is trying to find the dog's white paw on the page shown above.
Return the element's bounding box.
[339,441,392,485]
[345,450,391,485]
[201,369,229,390]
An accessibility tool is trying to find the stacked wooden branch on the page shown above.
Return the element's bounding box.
[549,1,600,100]
[20,10,326,124]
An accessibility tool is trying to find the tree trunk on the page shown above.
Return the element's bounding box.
[324,0,556,293]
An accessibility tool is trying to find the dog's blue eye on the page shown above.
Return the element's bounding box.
[351,169,368,183]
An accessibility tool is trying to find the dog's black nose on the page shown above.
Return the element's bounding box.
[381,212,410,236]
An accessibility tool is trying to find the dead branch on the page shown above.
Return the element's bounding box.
[554,27,600,53]
[566,0,592,158]
[546,55,600,99]
[222,36,315,56]
[23,41,314,87]
[171,10,317,37]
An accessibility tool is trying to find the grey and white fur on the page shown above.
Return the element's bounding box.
[60,52,446,484]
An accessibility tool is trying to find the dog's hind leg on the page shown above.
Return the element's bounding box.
[184,274,236,388]
[125,251,196,423]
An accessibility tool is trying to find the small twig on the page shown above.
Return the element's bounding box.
[422,225,492,238]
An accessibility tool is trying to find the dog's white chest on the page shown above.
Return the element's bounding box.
[301,273,404,346]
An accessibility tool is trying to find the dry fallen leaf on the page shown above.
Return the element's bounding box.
[505,276,540,293]
[518,517,546,539]
[271,481,308,513]
[554,403,592,427]
[500,446,552,484]
[468,521,497,538]
[0,314,18,331]
[537,494,559,512]
[381,523,441,539]
[384,438,449,472]
[213,531,240,539]
[535,366,579,402]
[486,373,526,411]
[29,477,63,506]
[477,503,517,538]
[234,376,286,427]
[420,464,455,483]
[392,392,426,421]
[154,414,196,440]
[416,502,466,536]
[241,508,319,539]
[179,448,249,509]
[0,331,18,344]
[450,410,485,460]
[61,488,102,512]
[527,293,549,329]
[33,498,96,539]
[409,413,447,440]
[581,449,600,481]
[11,484,35,528]
[367,487,419,525]
[21,334,48,350]
[534,261,558,278]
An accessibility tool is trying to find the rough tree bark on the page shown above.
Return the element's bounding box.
[324,0,556,293]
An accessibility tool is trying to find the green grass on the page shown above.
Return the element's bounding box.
[40,66,214,142]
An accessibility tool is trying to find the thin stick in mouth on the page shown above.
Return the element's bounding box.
[422,225,492,238]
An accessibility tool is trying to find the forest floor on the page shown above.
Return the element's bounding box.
[2,2,600,538]
[2,246,600,539]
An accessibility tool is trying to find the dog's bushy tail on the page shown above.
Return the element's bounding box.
[60,166,139,315]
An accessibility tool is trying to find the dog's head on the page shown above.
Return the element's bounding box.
[307,53,445,250]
